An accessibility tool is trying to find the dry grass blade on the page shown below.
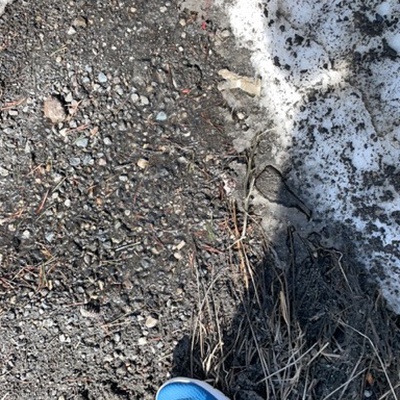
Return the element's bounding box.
[321,358,365,400]
[340,321,398,400]
[280,290,290,330]
[379,383,400,400]
[257,341,319,384]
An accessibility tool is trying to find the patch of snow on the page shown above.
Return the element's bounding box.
[227,0,400,312]
[0,0,13,16]
[376,2,392,16]
[386,33,400,53]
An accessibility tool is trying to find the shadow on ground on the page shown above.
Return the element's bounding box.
[171,171,400,399]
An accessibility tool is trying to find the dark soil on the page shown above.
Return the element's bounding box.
[1,1,400,400]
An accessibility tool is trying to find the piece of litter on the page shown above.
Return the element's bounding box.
[217,69,261,96]
[176,240,186,250]
[173,252,183,260]
[137,158,149,169]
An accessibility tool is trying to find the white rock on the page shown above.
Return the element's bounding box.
[138,337,148,345]
[145,316,158,328]
[0,166,9,177]
[98,72,108,83]
[140,95,150,106]
[130,92,140,103]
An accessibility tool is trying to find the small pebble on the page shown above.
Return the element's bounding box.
[140,95,150,106]
[145,316,158,328]
[45,232,55,243]
[21,230,31,239]
[115,86,124,96]
[0,166,9,177]
[82,155,94,165]
[69,157,81,166]
[118,122,127,131]
[76,137,89,148]
[116,366,127,376]
[130,93,139,103]
[156,111,167,122]
[98,72,108,83]
[138,337,148,345]
[65,93,73,103]
[69,120,77,129]
[73,16,88,28]
[173,252,183,260]
[137,158,149,169]
[103,354,113,363]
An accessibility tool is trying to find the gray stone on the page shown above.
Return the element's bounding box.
[155,111,167,122]
[75,137,89,148]
[69,157,81,166]
[98,72,108,83]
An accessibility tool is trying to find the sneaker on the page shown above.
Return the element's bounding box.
[156,377,230,400]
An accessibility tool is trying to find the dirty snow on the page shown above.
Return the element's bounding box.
[226,0,400,312]
[0,0,13,16]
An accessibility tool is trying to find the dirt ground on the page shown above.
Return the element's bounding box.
[1,1,400,399]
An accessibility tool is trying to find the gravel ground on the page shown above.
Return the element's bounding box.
[0,1,245,398]
[1,1,400,400]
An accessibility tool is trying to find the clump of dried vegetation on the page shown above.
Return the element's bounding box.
[183,141,400,400]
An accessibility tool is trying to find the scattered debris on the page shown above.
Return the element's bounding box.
[137,158,149,169]
[217,69,261,96]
